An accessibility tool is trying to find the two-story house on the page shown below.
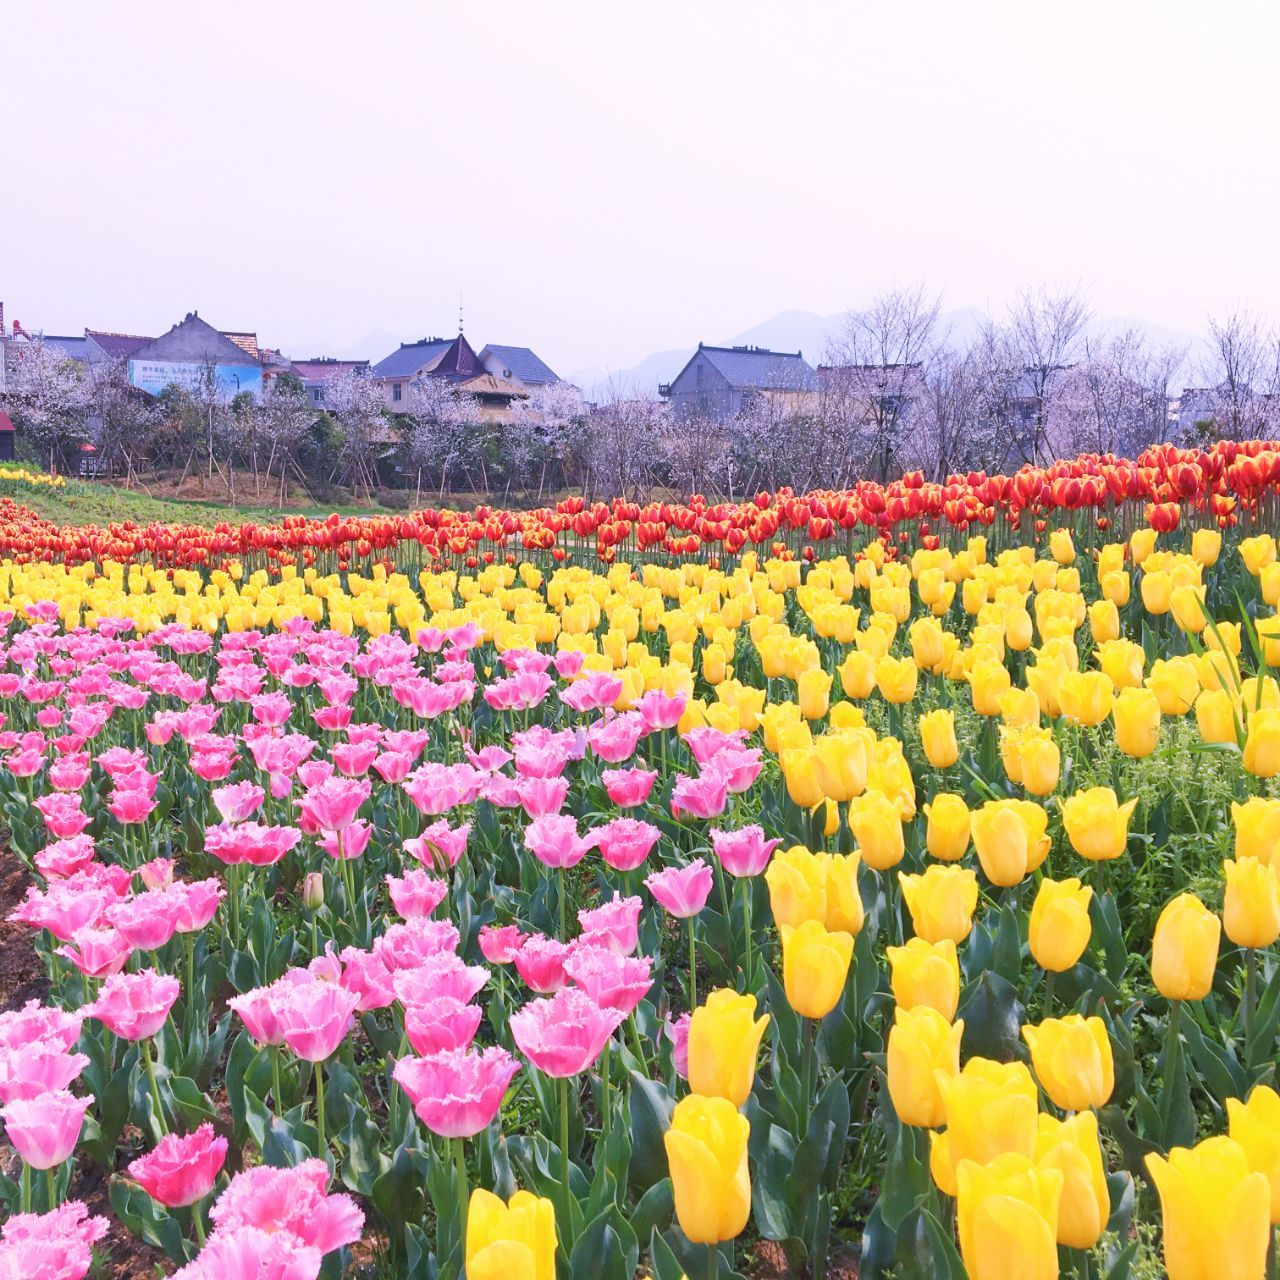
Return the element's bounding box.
[659,343,819,421]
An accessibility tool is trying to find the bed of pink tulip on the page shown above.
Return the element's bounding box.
[0,614,804,1280]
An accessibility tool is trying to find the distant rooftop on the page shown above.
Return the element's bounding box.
[481,344,559,386]
[371,338,454,380]
[695,343,818,392]
[86,330,152,361]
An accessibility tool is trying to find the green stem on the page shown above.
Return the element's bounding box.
[142,1037,168,1136]
[20,1162,30,1214]
[453,1137,469,1253]
[558,1074,571,1229]
[315,1057,327,1162]
[271,1045,284,1113]
[1246,948,1259,1046]
[601,1037,611,1144]
[45,1166,56,1212]
[689,917,698,1012]
[706,1243,719,1280]
[1044,970,1056,1019]
[742,882,754,990]
[627,1012,649,1075]
[193,1202,207,1247]
[185,933,196,1008]
[802,1017,816,1129]
[558,866,567,941]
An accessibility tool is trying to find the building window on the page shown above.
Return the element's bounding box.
[393,383,403,402]
[696,363,704,386]
[311,388,321,403]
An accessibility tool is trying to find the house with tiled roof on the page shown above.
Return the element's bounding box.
[128,312,264,401]
[479,344,560,388]
[289,358,371,407]
[371,332,526,420]
[85,330,153,365]
[660,343,819,421]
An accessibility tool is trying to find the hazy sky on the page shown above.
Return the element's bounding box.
[4,1,1278,377]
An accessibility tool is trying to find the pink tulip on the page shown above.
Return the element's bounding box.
[666,1013,691,1077]
[392,953,489,1006]
[331,741,378,777]
[58,926,134,978]
[138,857,176,890]
[48,754,91,792]
[272,980,360,1062]
[403,997,484,1056]
[372,750,414,784]
[577,894,642,956]
[560,670,624,713]
[553,650,585,679]
[590,817,661,872]
[170,1226,322,1280]
[207,1158,364,1254]
[393,1046,519,1138]
[513,935,573,993]
[509,987,626,1077]
[601,766,659,809]
[212,781,265,825]
[387,869,448,920]
[172,879,225,933]
[32,792,91,839]
[108,788,157,825]
[374,918,460,972]
[0,1042,90,1103]
[1,1089,92,1168]
[634,689,687,732]
[683,726,748,765]
[0,1201,107,1280]
[464,745,512,773]
[298,777,370,833]
[670,773,729,821]
[512,740,570,780]
[34,834,96,879]
[318,817,373,861]
[128,1122,228,1207]
[107,890,180,952]
[703,747,763,794]
[564,946,653,1014]
[710,825,781,878]
[403,819,471,869]
[85,969,180,1040]
[204,822,301,867]
[478,923,526,965]
[314,704,353,732]
[587,711,646,764]
[645,859,714,918]
[0,1000,83,1053]
[515,773,570,817]
[524,813,589,869]
[228,986,286,1047]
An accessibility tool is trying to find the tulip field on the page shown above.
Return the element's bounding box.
[10,439,1280,1280]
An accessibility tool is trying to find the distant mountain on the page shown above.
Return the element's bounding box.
[572,306,1211,402]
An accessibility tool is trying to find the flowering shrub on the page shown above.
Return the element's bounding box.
[5,481,1280,1278]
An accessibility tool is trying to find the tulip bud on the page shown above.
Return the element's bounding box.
[1028,877,1092,972]
[664,1095,751,1246]
[887,936,959,1019]
[1152,892,1220,1001]
[1233,797,1280,865]
[1035,1111,1109,1249]
[1192,527,1222,566]
[886,1005,963,1127]
[898,864,979,944]
[1060,786,1137,862]
[780,919,854,1020]
[1146,1136,1270,1280]
[1245,708,1280,778]
[302,871,325,911]
[1223,857,1280,950]
[1227,1085,1280,1224]
[1112,686,1160,757]
[971,799,1050,887]
[687,990,770,1107]
[1018,730,1061,797]
[1197,688,1241,744]
[923,792,970,862]
[846,790,905,872]
[796,668,831,721]
[918,708,959,769]
[1022,1013,1114,1111]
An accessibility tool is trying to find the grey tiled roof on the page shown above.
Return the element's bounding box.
[698,345,818,391]
[371,339,452,380]
[481,344,559,385]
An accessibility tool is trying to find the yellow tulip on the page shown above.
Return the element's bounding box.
[466,1189,557,1280]
[687,990,770,1107]
[1097,639,1145,690]
[1227,1085,1280,1223]
[764,846,863,935]
[1233,797,1280,865]
[664,1095,751,1245]
[909,617,947,672]
[886,1005,964,1127]
[1022,1014,1114,1111]
[846,790,905,872]
[1018,730,1061,797]
[1087,598,1120,643]
[1197,688,1241,744]
[887,937,960,1019]
[999,686,1041,728]
[918,708,959,769]
[1100,569,1131,608]
[875,654,918,705]
[1048,528,1075,565]
[810,729,871,803]
[923,792,971,862]
[1060,787,1137,862]
[1152,893,1221,1001]
[1141,570,1172,615]
[1112,686,1160,757]
[1223,858,1280,950]
[1145,1136,1270,1280]
[899,864,979,944]
[797,668,832,721]
[1241,534,1277,577]
[1146,656,1200,716]
[1245,708,1280,778]
[1171,585,1208,634]
[955,1153,1061,1280]
[1192,527,1222,566]
[780,748,824,809]
[1028,877,1093,972]
[1059,671,1114,727]
[1035,1112,1109,1249]
[838,650,876,700]
[971,799,1050,887]
[779,919,854,1019]
[929,1058,1039,1196]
